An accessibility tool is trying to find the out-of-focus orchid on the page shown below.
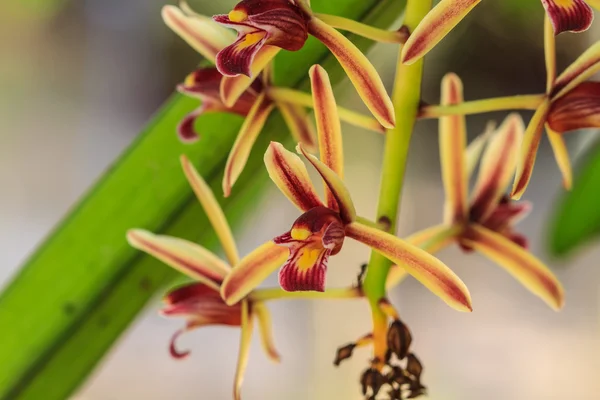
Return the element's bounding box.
[163,3,385,196]
[220,65,472,313]
[511,27,600,199]
[127,155,289,400]
[213,0,399,128]
[401,0,600,65]
[388,74,564,311]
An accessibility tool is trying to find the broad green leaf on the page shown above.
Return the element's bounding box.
[0,0,406,399]
[549,138,600,256]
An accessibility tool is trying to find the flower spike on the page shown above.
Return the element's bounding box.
[541,0,594,35]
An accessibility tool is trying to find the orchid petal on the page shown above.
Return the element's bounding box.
[345,222,472,312]
[439,73,468,225]
[177,107,204,143]
[309,65,345,211]
[466,121,495,179]
[223,93,275,197]
[471,114,524,222]
[541,0,594,35]
[308,18,395,129]
[544,15,557,92]
[276,101,318,153]
[162,5,235,63]
[588,0,600,9]
[552,41,600,99]
[277,244,330,292]
[127,230,229,290]
[511,101,551,200]
[221,241,290,306]
[234,300,253,400]
[546,126,573,190]
[463,224,564,310]
[220,46,280,107]
[401,0,481,65]
[548,81,600,132]
[297,144,356,223]
[181,155,240,264]
[264,142,323,212]
[385,224,457,289]
[253,303,281,362]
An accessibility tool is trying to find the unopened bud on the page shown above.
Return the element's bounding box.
[333,343,356,366]
[406,353,423,380]
[387,320,412,360]
[360,368,386,397]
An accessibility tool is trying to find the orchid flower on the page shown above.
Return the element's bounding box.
[212,0,397,128]
[127,155,289,400]
[387,74,564,311]
[163,3,385,197]
[219,65,472,313]
[401,0,600,65]
[511,26,600,199]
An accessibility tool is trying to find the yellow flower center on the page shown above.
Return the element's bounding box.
[228,9,248,22]
[291,228,311,241]
[183,72,196,88]
[297,247,323,271]
[236,32,266,50]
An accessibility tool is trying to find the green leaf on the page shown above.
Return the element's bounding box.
[0,1,405,399]
[549,138,600,256]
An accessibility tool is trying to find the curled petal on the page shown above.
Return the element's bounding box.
[177,107,204,143]
[169,329,191,359]
[253,303,281,362]
[552,41,600,99]
[297,145,356,223]
[127,230,229,290]
[548,81,600,132]
[223,93,275,197]
[264,142,323,212]
[463,225,564,310]
[401,0,481,65]
[221,241,290,306]
[345,222,472,312]
[466,121,495,179]
[546,126,573,190]
[181,155,240,264]
[276,101,318,152]
[162,5,235,63]
[511,101,551,200]
[220,46,280,108]
[216,30,268,77]
[471,114,524,222]
[439,73,468,225]
[541,0,594,35]
[308,18,395,129]
[234,300,253,400]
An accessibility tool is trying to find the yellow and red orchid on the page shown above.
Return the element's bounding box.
[388,74,564,311]
[213,0,396,128]
[511,28,600,199]
[163,2,385,197]
[127,155,288,400]
[220,65,473,313]
[401,0,600,65]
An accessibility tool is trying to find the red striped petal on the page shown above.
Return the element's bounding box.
[548,81,600,132]
[541,0,594,35]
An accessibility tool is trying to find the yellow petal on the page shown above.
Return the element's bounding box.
[471,114,524,221]
[161,5,235,63]
[297,144,356,223]
[276,101,318,153]
[220,46,280,108]
[127,229,229,291]
[223,93,275,197]
[221,241,290,306]
[588,0,600,9]
[466,121,495,179]
[309,65,345,211]
[511,101,551,200]
[264,142,323,212]
[552,41,600,100]
[401,0,481,65]
[234,299,253,400]
[181,155,240,265]
[345,222,472,312]
[463,224,564,310]
[253,302,281,362]
[546,125,573,190]
[544,15,556,93]
[308,18,395,129]
[439,73,468,225]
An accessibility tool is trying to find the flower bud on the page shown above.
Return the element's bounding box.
[333,343,356,366]
[387,319,413,360]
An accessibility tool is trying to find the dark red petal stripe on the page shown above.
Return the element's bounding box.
[278,246,330,292]
[548,81,600,132]
[541,0,594,35]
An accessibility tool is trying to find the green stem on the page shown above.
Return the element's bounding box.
[361,0,432,366]
[419,94,544,118]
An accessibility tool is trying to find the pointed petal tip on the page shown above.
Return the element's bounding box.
[169,329,191,359]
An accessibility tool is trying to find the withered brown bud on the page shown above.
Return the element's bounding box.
[406,382,426,399]
[387,320,412,360]
[387,365,408,386]
[360,368,386,397]
[405,353,423,380]
[333,343,356,366]
[388,387,403,400]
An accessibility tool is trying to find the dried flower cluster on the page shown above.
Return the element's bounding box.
[128,0,599,398]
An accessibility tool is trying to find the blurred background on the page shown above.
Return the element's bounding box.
[1,0,599,399]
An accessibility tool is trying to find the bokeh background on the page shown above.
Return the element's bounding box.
[1,0,599,399]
